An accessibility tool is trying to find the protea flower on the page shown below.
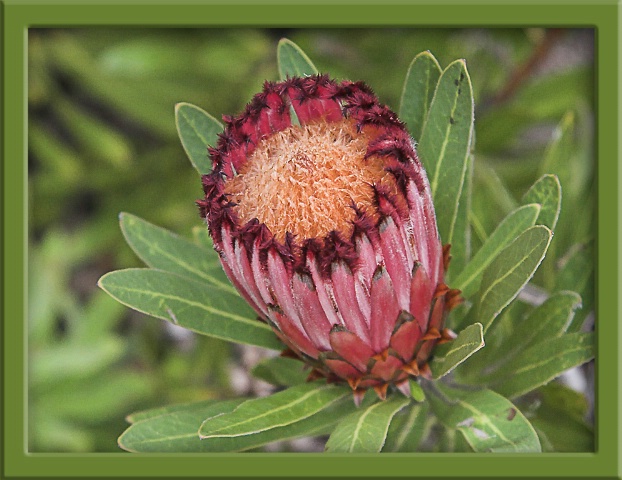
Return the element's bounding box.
[198,74,461,404]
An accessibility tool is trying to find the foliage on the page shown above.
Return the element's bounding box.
[29,28,594,453]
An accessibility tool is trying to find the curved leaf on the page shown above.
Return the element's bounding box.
[325,396,410,453]
[277,38,318,79]
[120,394,355,453]
[417,59,474,246]
[430,323,484,379]
[119,398,244,452]
[399,51,442,141]
[501,290,582,359]
[126,399,219,424]
[199,381,348,438]
[521,174,562,231]
[428,386,541,453]
[382,402,430,452]
[453,204,541,298]
[120,212,234,293]
[474,225,552,333]
[175,102,222,174]
[491,333,594,399]
[98,268,283,350]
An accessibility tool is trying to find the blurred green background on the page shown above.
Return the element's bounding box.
[28,28,594,452]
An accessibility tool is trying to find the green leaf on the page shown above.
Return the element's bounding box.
[277,38,318,80]
[120,394,356,452]
[175,102,222,174]
[126,399,220,424]
[430,323,484,379]
[399,51,442,141]
[325,396,410,453]
[119,398,244,452]
[448,152,473,275]
[491,333,594,399]
[521,174,562,231]
[497,291,582,363]
[409,379,426,402]
[471,225,552,333]
[417,59,474,246]
[98,268,283,350]
[382,402,429,452]
[453,204,540,299]
[555,242,594,333]
[428,386,541,453]
[250,356,308,386]
[119,212,233,293]
[519,383,593,452]
[199,381,348,438]
[437,426,474,452]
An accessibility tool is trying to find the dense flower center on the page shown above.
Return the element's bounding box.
[224,118,395,242]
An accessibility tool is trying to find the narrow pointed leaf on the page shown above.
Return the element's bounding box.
[199,381,348,438]
[250,356,308,386]
[399,51,442,140]
[120,395,356,452]
[126,399,219,424]
[325,396,410,453]
[430,323,484,379]
[491,333,594,399]
[428,387,541,453]
[98,268,283,350]
[474,225,552,333]
[120,213,234,293]
[119,398,243,452]
[453,204,541,298]
[175,102,222,174]
[417,60,474,246]
[382,402,429,452]
[277,38,318,79]
[521,174,562,230]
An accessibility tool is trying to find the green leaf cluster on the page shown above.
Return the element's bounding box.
[95,39,594,454]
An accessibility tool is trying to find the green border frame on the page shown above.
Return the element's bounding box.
[2,1,620,479]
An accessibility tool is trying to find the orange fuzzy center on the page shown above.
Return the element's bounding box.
[224,119,396,242]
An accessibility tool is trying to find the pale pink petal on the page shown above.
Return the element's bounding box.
[266,249,306,333]
[291,272,332,350]
[378,216,412,311]
[369,265,400,353]
[306,251,342,327]
[331,262,370,344]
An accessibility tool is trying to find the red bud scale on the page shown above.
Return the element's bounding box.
[198,75,460,403]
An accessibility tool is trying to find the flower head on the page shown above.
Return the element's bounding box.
[198,75,460,403]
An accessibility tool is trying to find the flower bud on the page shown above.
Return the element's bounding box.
[198,75,460,402]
